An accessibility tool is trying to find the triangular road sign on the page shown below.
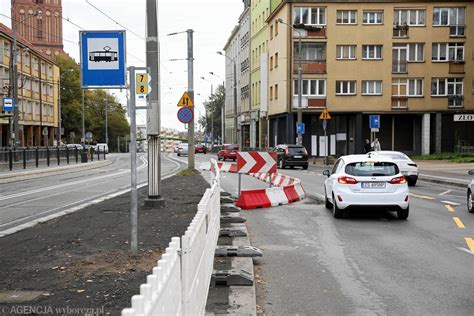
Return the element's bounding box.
[319,108,331,120]
[177,91,194,107]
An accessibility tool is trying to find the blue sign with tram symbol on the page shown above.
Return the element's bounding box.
[2,98,13,111]
[177,107,194,124]
[369,115,380,129]
[80,31,126,88]
[296,123,305,135]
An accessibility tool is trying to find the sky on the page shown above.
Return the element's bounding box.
[0,0,243,130]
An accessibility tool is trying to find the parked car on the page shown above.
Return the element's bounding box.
[468,169,474,213]
[95,143,109,154]
[371,151,418,186]
[195,143,207,154]
[84,144,96,151]
[174,143,181,154]
[274,144,309,169]
[177,143,189,156]
[217,144,239,161]
[323,153,410,219]
[66,144,84,151]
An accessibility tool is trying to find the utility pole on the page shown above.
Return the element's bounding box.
[105,97,108,144]
[81,89,85,144]
[57,78,61,146]
[233,61,238,145]
[187,29,195,170]
[145,0,165,207]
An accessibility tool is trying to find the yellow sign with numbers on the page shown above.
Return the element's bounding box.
[136,73,149,95]
[177,91,194,107]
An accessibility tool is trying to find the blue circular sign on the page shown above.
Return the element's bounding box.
[177,107,193,124]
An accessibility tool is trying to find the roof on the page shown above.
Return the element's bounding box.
[0,22,57,65]
[223,25,240,51]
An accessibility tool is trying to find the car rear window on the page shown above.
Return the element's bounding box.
[226,145,239,150]
[379,153,407,160]
[288,147,306,155]
[345,162,399,177]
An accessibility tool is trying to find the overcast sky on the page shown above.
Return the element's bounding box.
[0,0,243,130]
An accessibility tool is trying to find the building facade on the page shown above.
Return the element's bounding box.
[239,1,252,149]
[11,0,64,57]
[265,0,473,156]
[0,23,60,147]
[250,0,270,149]
[223,25,240,144]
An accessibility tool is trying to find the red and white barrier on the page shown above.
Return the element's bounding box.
[201,162,237,173]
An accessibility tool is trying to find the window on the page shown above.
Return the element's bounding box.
[336,10,357,24]
[275,53,278,67]
[294,79,326,96]
[363,11,383,24]
[270,86,273,100]
[275,20,278,36]
[433,7,465,26]
[270,56,273,70]
[408,43,424,62]
[275,84,278,99]
[431,78,463,96]
[295,43,326,61]
[336,45,356,59]
[270,25,273,39]
[394,9,425,26]
[362,45,383,59]
[362,80,383,95]
[335,81,356,95]
[293,7,326,26]
[432,43,464,62]
[393,79,424,97]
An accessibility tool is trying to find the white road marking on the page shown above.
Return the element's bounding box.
[456,247,474,255]
[439,190,452,196]
[441,200,461,206]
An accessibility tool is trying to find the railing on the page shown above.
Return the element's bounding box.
[449,25,465,37]
[293,25,326,38]
[449,61,465,74]
[294,60,326,74]
[122,159,221,316]
[448,95,464,108]
[392,60,408,73]
[391,96,408,109]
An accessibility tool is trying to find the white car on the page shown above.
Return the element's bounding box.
[323,154,410,219]
[468,170,474,213]
[95,143,109,154]
[177,143,189,156]
[370,151,418,186]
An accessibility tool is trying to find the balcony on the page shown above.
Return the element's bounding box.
[391,96,408,109]
[393,24,409,38]
[392,60,408,73]
[294,60,326,74]
[448,95,464,108]
[449,25,465,37]
[449,61,465,74]
[293,24,326,38]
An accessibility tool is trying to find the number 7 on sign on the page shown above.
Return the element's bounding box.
[177,91,194,107]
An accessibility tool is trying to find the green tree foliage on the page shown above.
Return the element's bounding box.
[56,55,129,151]
[201,84,224,143]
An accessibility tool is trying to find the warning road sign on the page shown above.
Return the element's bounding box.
[177,91,194,107]
[319,108,331,120]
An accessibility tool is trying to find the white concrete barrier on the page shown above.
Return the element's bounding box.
[122,159,220,316]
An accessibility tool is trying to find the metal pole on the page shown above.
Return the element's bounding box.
[238,173,242,197]
[129,66,138,255]
[297,32,303,146]
[210,84,214,148]
[105,97,108,144]
[233,61,238,145]
[117,136,120,153]
[222,81,225,144]
[187,29,195,170]
[12,24,19,148]
[145,0,165,207]
[57,78,62,146]
[81,89,85,144]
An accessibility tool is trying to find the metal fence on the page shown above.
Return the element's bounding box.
[0,146,107,172]
[122,159,221,316]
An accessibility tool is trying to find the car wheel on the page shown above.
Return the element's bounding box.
[397,207,409,220]
[278,159,284,169]
[177,153,180,157]
[407,179,417,186]
[303,165,308,170]
[332,194,344,219]
[468,190,474,213]
[324,189,332,209]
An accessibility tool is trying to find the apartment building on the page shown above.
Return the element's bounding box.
[223,25,240,144]
[0,23,59,147]
[250,0,270,149]
[239,2,252,149]
[266,1,473,156]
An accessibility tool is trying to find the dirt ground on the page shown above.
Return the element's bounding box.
[0,174,208,315]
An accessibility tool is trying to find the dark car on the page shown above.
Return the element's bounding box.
[275,144,309,169]
[195,143,207,154]
[217,144,239,161]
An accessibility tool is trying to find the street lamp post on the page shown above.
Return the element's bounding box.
[217,52,238,145]
[11,11,42,147]
[277,18,303,146]
[209,71,225,145]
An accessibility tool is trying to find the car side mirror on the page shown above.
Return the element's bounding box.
[468,170,474,176]
[322,169,331,177]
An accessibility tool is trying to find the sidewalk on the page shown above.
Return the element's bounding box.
[0,174,208,315]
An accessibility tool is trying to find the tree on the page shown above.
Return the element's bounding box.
[202,84,224,144]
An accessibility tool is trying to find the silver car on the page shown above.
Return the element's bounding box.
[468,170,474,213]
[371,151,419,186]
[177,143,189,156]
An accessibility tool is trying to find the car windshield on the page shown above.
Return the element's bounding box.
[226,145,238,150]
[288,147,305,155]
[378,153,408,160]
[345,162,399,177]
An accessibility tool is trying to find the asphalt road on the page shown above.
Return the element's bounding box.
[0,153,183,236]
[178,153,474,315]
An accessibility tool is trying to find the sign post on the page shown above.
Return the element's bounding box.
[319,108,331,165]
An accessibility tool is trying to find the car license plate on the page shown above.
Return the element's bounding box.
[361,182,386,189]
[294,155,302,159]
[231,151,235,154]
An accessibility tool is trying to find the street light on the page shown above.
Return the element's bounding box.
[217,51,238,145]
[276,18,303,146]
[11,10,42,147]
[209,72,225,145]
